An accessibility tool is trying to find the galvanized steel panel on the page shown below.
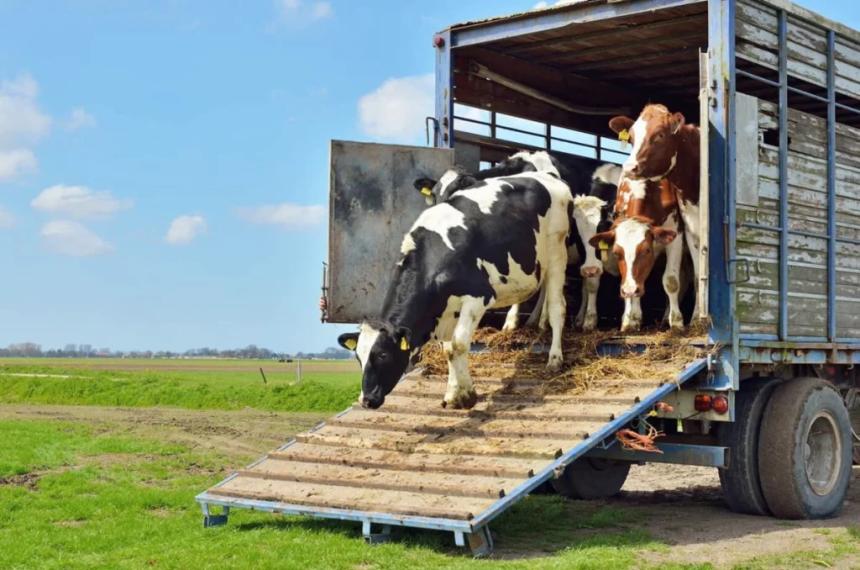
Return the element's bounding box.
[327,141,455,324]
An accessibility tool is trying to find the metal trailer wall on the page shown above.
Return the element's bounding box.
[733,0,860,344]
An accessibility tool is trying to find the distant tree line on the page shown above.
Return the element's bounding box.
[0,342,352,360]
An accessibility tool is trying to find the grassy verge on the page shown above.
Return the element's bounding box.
[0,359,359,412]
[0,418,660,570]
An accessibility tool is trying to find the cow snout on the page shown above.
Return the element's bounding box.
[361,395,384,409]
[624,162,642,177]
[621,284,643,298]
[581,265,602,279]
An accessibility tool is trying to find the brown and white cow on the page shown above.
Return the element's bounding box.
[589,176,683,332]
[609,104,702,319]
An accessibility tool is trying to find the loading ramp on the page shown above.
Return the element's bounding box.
[197,356,709,555]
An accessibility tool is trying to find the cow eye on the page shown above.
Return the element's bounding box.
[653,133,664,142]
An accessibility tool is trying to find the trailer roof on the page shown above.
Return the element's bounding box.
[446,0,860,46]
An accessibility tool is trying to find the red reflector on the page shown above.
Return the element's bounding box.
[712,395,730,415]
[433,35,446,48]
[694,394,713,412]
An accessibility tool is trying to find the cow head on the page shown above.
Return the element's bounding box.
[338,322,412,409]
[589,218,677,299]
[573,195,609,279]
[413,169,476,206]
[609,105,685,181]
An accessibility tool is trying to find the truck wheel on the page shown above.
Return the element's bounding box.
[718,377,782,515]
[758,378,853,519]
[551,458,630,499]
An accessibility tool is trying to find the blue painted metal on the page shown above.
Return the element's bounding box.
[469,358,708,529]
[434,30,453,148]
[707,0,738,391]
[449,0,702,48]
[826,29,837,342]
[777,9,789,341]
[587,442,729,468]
[739,342,860,365]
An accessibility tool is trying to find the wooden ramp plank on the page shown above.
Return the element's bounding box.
[331,409,603,439]
[393,380,668,401]
[380,395,629,422]
[210,477,495,520]
[296,426,573,459]
[240,459,523,499]
[269,443,541,478]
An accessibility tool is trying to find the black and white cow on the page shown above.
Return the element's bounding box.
[339,171,573,410]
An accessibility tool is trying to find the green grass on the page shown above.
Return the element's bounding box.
[0,358,360,412]
[0,419,661,570]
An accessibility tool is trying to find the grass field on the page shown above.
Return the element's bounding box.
[1,358,858,569]
[0,358,360,412]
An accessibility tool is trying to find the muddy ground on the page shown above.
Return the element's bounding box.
[2,404,857,568]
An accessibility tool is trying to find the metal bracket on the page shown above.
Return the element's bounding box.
[201,503,229,528]
[362,521,392,545]
[457,526,494,558]
[727,258,750,284]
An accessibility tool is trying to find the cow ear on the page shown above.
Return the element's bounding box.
[589,230,615,249]
[653,228,678,245]
[670,112,685,134]
[338,333,359,352]
[395,327,412,352]
[608,116,635,135]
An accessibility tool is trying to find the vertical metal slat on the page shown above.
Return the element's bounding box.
[826,30,837,341]
[777,10,789,341]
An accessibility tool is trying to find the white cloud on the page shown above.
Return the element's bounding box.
[275,0,333,23]
[0,149,37,181]
[31,185,132,220]
[66,108,96,131]
[165,215,206,245]
[533,0,587,8]
[239,203,325,230]
[358,74,434,142]
[0,74,51,149]
[0,206,15,229]
[40,220,113,257]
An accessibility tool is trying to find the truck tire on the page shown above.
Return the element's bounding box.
[551,457,630,500]
[718,377,782,515]
[758,378,853,519]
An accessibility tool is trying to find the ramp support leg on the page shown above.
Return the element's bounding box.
[362,521,392,544]
[458,526,493,558]
[201,503,229,528]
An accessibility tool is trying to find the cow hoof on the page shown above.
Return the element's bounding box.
[669,312,685,331]
[501,322,518,333]
[582,314,598,332]
[621,319,641,333]
[444,389,478,410]
[546,352,563,372]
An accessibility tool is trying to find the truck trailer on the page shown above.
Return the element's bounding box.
[199,0,860,555]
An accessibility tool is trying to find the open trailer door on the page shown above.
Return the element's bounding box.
[325,141,463,324]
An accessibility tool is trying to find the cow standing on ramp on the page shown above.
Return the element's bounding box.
[339,171,573,410]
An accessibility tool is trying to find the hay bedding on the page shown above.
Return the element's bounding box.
[417,321,714,396]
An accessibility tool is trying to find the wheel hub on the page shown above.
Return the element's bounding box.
[804,412,842,496]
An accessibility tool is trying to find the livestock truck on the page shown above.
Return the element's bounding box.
[199,0,860,555]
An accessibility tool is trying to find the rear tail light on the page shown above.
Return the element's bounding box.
[694,394,713,412]
[693,394,730,415]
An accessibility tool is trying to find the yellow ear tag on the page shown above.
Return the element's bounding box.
[599,241,610,251]
[344,338,357,351]
[400,338,410,351]
[618,129,630,142]
[420,187,433,197]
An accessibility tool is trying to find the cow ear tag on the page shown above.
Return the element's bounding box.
[420,187,433,197]
[344,338,358,351]
[400,338,411,351]
[618,129,630,150]
[598,241,610,251]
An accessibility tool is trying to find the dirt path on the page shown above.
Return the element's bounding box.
[3,404,857,567]
[620,463,860,568]
[0,404,326,464]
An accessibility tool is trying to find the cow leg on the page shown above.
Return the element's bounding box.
[621,297,642,333]
[582,276,600,332]
[502,304,520,332]
[663,235,685,330]
[574,286,587,329]
[443,297,486,409]
[524,286,547,330]
[545,237,568,371]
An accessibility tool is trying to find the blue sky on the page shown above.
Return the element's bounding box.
[0,0,855,353]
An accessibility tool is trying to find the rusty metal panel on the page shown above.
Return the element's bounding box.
[327,140,455,324]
